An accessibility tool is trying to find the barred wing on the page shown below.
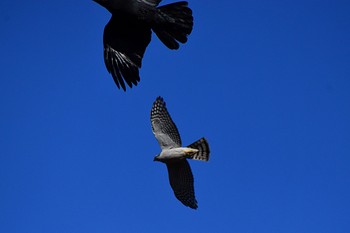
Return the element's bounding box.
[151,96,182,149]
[166,160,198,209]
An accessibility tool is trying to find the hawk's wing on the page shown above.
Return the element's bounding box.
[103,14,152,91]
[166,160,198,209]
[151,97,182,149]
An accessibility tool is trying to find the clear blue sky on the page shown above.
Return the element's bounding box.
[1,1,350,232]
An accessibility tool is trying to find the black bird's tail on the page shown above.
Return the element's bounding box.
[153,1,193,50]
[186,138,210,162]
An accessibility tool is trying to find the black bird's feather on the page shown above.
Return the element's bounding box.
[94,0,194,91]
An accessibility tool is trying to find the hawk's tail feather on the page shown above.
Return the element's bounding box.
[187,138,210,161]
[153,1,193,50]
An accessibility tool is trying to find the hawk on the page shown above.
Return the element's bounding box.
[93,0,194,91]
[151,96,210,209]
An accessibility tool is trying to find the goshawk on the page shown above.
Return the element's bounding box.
[93,0,193,91]
[151,96,210,209]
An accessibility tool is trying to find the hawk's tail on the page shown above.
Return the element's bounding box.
[153,1,193,50]
[187,138,210,161]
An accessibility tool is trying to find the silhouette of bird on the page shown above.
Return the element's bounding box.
[151,96,210,209]
[93,0,194,91]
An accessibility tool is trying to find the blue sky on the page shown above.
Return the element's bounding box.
[1,0,350,232]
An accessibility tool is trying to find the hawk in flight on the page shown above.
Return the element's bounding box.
[93,0,193,91]
[151,96,210,209]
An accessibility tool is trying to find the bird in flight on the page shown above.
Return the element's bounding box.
[150,96,210,209]
[93,0,194,91]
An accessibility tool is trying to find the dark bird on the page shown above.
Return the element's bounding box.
[93,0,194,91]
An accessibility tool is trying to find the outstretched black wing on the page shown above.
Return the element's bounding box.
[103,13,152,91]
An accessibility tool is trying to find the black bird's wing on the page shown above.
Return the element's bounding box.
[103,13,152,91]
[141,0,162,6]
